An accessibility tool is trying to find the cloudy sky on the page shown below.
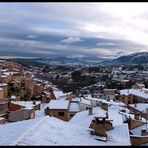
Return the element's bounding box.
[0,2,148,59]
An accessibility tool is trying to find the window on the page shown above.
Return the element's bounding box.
[58,112,65,116]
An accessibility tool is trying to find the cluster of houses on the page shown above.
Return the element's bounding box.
[0,60,148,145]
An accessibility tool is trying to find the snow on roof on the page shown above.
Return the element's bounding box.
[46,100,69,110]
[121,79,129,82]
[129,103,148,113]
[0,117,4,120]
[54,90,66,99]
[14,116,130,146]
[108,105,124,126]
[69,102,80,112]
[3,72,19,76]
[135,83,145,86]
[80,98,92,105]
[53,90,71,100]
[86,97,126,106]
[120,89,148,99]
[107,123,131,145]
[131,123,148,136]
[1,69,8,72]
[11,95,16,100]
[70,105,124,128]
[0,83,7,87]
[0,75,8,78]
[70,107,106,127]
[0,117,41,145]
[11,101,41,109]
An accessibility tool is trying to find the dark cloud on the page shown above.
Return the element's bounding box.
[0,3,147,58]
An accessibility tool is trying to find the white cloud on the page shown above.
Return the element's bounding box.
[59,37,83,44]
[96,42,116,46]
[26,35,38,39]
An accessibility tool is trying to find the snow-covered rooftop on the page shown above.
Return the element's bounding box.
[46,100,69,110]
[3,72,19,76]
[12,116,130,146]
[0,75,8,78]
[129,103,148,113]
[0,83,7,87]
[120,89,148,99]
[0,117,41,145]
[11,101,41,109]
[53,90,71,100]
[70,105,124,127]
[70,107,106,127]
[73,97,92,106]
[131,123,148,136]
[69,102,80,112]
[0,117,5,120]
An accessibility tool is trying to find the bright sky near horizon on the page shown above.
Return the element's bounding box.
[0,2,148,58]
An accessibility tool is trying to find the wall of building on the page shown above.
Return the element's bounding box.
[8,109,34,122]
[128,118,145,130]
[0,118,5,124]
[128,106,147,119]
[45,109,68,121]
[130,135,148,145]
[0,103,8,115]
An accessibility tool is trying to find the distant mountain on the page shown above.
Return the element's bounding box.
[33,56,109,66]
[112,52,148,64]
[8,52,148,66]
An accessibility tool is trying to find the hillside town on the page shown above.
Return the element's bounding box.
[0,60,148,146]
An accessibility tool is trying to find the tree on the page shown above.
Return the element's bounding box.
[71,71,82,82]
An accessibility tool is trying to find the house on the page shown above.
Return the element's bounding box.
[103,89,117,100]
[119,88,148,105]
[10,101,41,111]
[119,106,148,145]
[8,101,41,122]
[130,123,148,145]
[45,100,70,121]
[132,83,145,89]
[8,108,35,122]
[53,90,73,100]
[116,93,134,105]
[128,103,148,120]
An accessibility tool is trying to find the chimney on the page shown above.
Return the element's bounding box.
[94,117,107,137]
[88,106,93,115]
[141,128,147,136]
